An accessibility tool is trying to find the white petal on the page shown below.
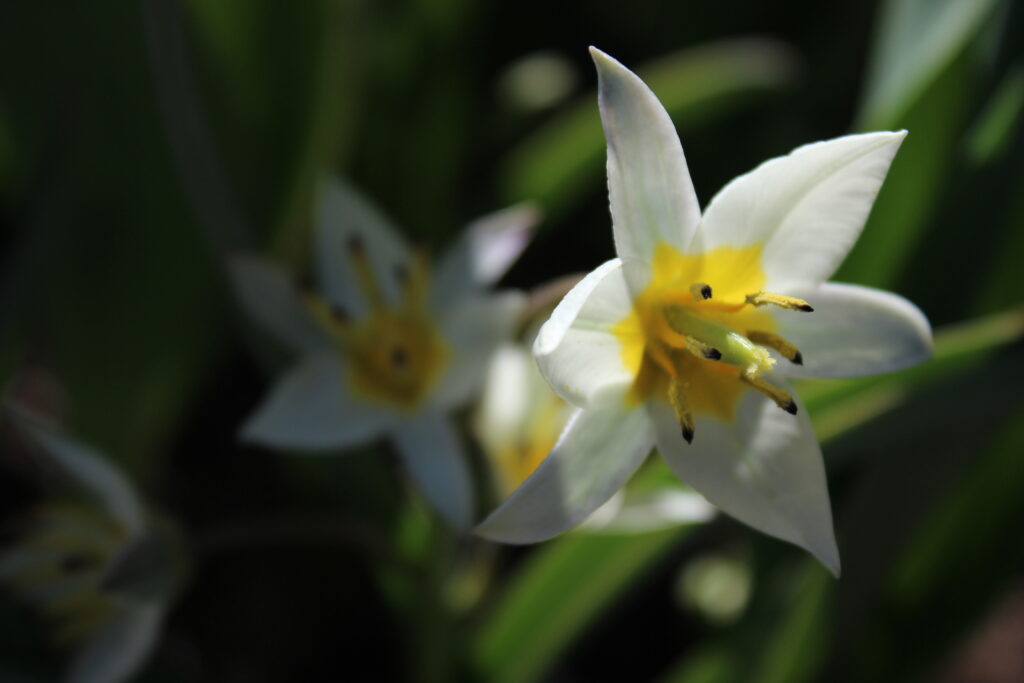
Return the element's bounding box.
[241,353,394,451]
[67,604,163,683]
[651,389,840,575]
[590,47,702,291]
[314,178,411,316]
[391,414,474,531]
[227,255,332,353]
[698,131,907,290]
[533,259,636,408]
[432,203,540,306]
[476,405,654,543]
[772,282,932,378]
[582,487,715,533]
[430,291,525,411]
[9,409,144,534]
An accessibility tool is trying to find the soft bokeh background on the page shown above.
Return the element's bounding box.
[1,0,1023,681]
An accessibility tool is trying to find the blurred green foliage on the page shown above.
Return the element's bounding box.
[1,0,1022,681]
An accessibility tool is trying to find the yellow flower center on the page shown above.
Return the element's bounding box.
[613,243,811,440]
[493,395,570,495]
[307,238,449,412]
[6,503,126,645]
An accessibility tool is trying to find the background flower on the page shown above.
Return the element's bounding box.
[231,179,538,528]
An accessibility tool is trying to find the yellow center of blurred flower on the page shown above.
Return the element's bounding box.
[494,396,566,494]
[307,239,449,412]
[4,503,126,646]
[613,243,811,440]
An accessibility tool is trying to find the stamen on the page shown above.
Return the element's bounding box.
[689,282,713,300]
[746,330,803,365]
[740,374,798,414]
[348,233,386,308]
[303,294,350,344]
[745,291,814,312]
[668,377,696,443]
[683,336,722,361]
[400,249,431,310]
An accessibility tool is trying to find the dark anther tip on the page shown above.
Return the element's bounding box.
[784,401,798,415]
[347,234,365,253]
[394,264,409,284]
[330,305,349,322]
[798,304,814,312]
[705,348,722,361]
[792,351,804,365]
[700,284,712,300]
[682,426,695,444]
[391,346,408,368]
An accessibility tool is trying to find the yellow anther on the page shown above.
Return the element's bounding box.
[740,374,798,414]
[668,376,696,443]
[689,282,713,300]
[746,330,804,365]
[744,291,814,312]
[303,294,350,345]
[683,336,722,361]
[348,235,386,309]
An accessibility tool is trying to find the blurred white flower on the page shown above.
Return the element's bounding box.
[231,179,538,529]
[1,410,185,683]
[473,343,574,497]
[477,48,933,575]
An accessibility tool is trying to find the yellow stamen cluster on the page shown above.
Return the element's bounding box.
[614,244,812,442]
[306,236,449,412]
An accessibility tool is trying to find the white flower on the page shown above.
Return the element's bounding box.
[231,179,538,530]
[1,409,183,683]
[476,48,933,575]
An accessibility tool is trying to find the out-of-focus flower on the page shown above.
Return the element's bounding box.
[473,343,575,497]
[0,410,186,683]
[231,179,538,529]
[477,48,932,575]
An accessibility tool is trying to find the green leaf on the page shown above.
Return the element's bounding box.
[838,0,1003,287]
[497,39,798,222]
[474,527,689,683]
[856,0,1001,130]
[965,65,1024,165]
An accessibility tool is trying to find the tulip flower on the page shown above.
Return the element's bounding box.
[231,179,537,529]
[477,48,932,574]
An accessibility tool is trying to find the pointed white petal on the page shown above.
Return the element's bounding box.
[431,291,525,410]
[391,414,474,531]
[651,390,840,575]
[241,353,394,451]
[699,131,907,290]
[432,203,540,306]
[590,47,702,291]
[9,410,144,534]
[533,259,636,408]
[314,178,411,316]
[476,405,654,543]
[67,604,162,683]
[227,255,332,353]
[772,282,932,378]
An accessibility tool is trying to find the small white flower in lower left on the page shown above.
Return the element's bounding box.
[1,409,185,683]
[231,179,537,530]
